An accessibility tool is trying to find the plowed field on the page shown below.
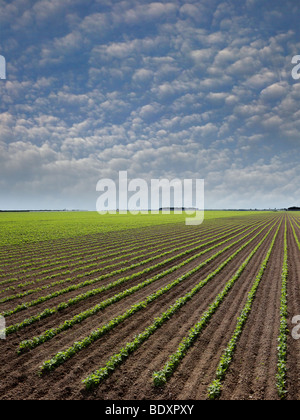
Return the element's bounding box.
[1,211,299,400]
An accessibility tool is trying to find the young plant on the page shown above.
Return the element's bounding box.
[207,220,282,399]
[152,220,280,389]
[276,218,288,399]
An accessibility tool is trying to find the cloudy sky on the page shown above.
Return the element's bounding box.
[0,0,300,210]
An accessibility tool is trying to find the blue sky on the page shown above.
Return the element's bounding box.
[0,0,300,210]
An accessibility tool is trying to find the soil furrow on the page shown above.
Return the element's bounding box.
[0,213,294,401]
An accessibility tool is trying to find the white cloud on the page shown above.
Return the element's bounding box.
[190,49,214,64]
[207,92,228,103]
[112,2,178,25]
[132,68,153,83]
[1,0,300,210]
[260,82,288,101]
[246,70,277,89]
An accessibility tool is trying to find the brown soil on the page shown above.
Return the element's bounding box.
[285,217,300,399]
[0,213,296,400]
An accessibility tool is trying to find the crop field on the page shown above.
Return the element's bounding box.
[1,210,300,400]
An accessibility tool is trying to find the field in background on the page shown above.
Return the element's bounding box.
[1,210,300,400]
[0,210,269,246]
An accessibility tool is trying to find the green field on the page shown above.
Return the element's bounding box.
[0,210,272,246]
[1,210,299,400]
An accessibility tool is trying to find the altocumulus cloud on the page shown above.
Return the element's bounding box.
[0,0,300,210]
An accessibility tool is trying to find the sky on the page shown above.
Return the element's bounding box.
[0,0,300,210]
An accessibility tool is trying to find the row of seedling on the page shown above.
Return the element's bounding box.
[17,220,269,352]
[36,220,275,388]
[207,220,282,399]
[276,218,289,399]
[152,220,280,390]
[8,219,266,336]
[0,222,244,302]
[2,220,262,319]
